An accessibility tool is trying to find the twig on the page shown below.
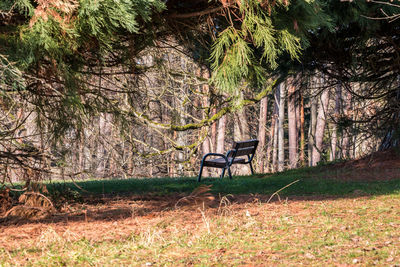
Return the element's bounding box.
[169,6,225,19]
[267,180,300,203]
[4,205,50,218]
[23,192,54,207]
[65,172,90,193]
[198,206,211,234]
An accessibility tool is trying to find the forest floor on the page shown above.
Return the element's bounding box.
[1,150,400,266]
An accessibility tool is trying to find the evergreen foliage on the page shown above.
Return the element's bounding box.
[209,0,331,92]
[295,0,400,146]
[1,0,165,139]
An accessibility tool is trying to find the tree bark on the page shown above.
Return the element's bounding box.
[266,93,278,173]
[236,96,250,140]
[312,82,329,166]
[170,131,177,177]
[96,114,106,176]
[287,77,298,169]
[210,107,217,151]
[278,83,285,171]
[200,66,211,177]
[234,104,250,175]
[330,83,341,161]
[257,96,268,173]
[341,87,352,159]
[216,115,226,153]
[272,85,280,172]
[201,134,211,177]
[299,92,305,166]
[308,76,318,166]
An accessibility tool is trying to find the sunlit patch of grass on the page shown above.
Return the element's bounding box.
[3,193,399,266]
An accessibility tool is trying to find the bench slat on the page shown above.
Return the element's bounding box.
[235,146,257,157]
[198,139,259,182]
[203,157,245,168]
[233,139,259,149]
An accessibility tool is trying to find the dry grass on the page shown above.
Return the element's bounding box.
[1,192,399,266]
[2,151,400,266]
[0,187,12,213]
[3,184,56,220]
[175,184,215,208]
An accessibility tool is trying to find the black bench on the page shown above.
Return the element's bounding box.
[197,139,259,182]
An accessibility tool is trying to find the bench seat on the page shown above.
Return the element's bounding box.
[197,139,259,182]
[203,157,246,168]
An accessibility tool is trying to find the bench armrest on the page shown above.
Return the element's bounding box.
[243,154,255,164]
[201,153,228,163]
[225,149,235,158]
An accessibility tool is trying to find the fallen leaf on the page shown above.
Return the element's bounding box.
[386,257,394,262]
[305,252,315,259]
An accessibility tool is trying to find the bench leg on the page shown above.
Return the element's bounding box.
[227,167,232,179]
[220,168,226,179]
[197,162,205,182]
[249,162,255,175]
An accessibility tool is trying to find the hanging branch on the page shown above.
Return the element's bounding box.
[125,79,278,131]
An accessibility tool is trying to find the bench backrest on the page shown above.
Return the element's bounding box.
[228,139,259,159]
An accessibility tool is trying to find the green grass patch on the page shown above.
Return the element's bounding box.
[45,166,400,197]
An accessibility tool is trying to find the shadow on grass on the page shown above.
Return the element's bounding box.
[65,166,400,197]
[2,167,400,226]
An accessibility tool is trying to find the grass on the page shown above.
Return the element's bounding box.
[1,194,399,266]
[48,165,400,197]
[2,165,400,266]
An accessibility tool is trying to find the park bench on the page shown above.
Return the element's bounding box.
[197,139,259,182]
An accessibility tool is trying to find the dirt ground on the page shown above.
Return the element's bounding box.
[0,192,389,252]
[0,193,261,250]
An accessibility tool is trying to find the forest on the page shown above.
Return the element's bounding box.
[1,0,399,183]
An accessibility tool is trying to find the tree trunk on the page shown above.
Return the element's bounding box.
[170,131,177,177]
[272,86,280,172]
[200,66,211,177]
[308,76,318,166]
[201,134,211,177]
[312,83,329,166]
[330,83,341,161]
[216,115,226,153]
[341,88,352,159]
[299,92,305,166]
[236,97,250,140]
[210,107,217,151]
[96,114,106,176]
[266,113,276,173]
[176,58,190,176]
[287,77,298,169]
[203,67,216,152]
[351,83,361,159]
[234,104,250,175]
[278,83,285,171]
[234,114,242,141]
[257,96,268,173]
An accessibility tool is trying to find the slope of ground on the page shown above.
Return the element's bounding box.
[1,152,400,266]
[321,148,400,181]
